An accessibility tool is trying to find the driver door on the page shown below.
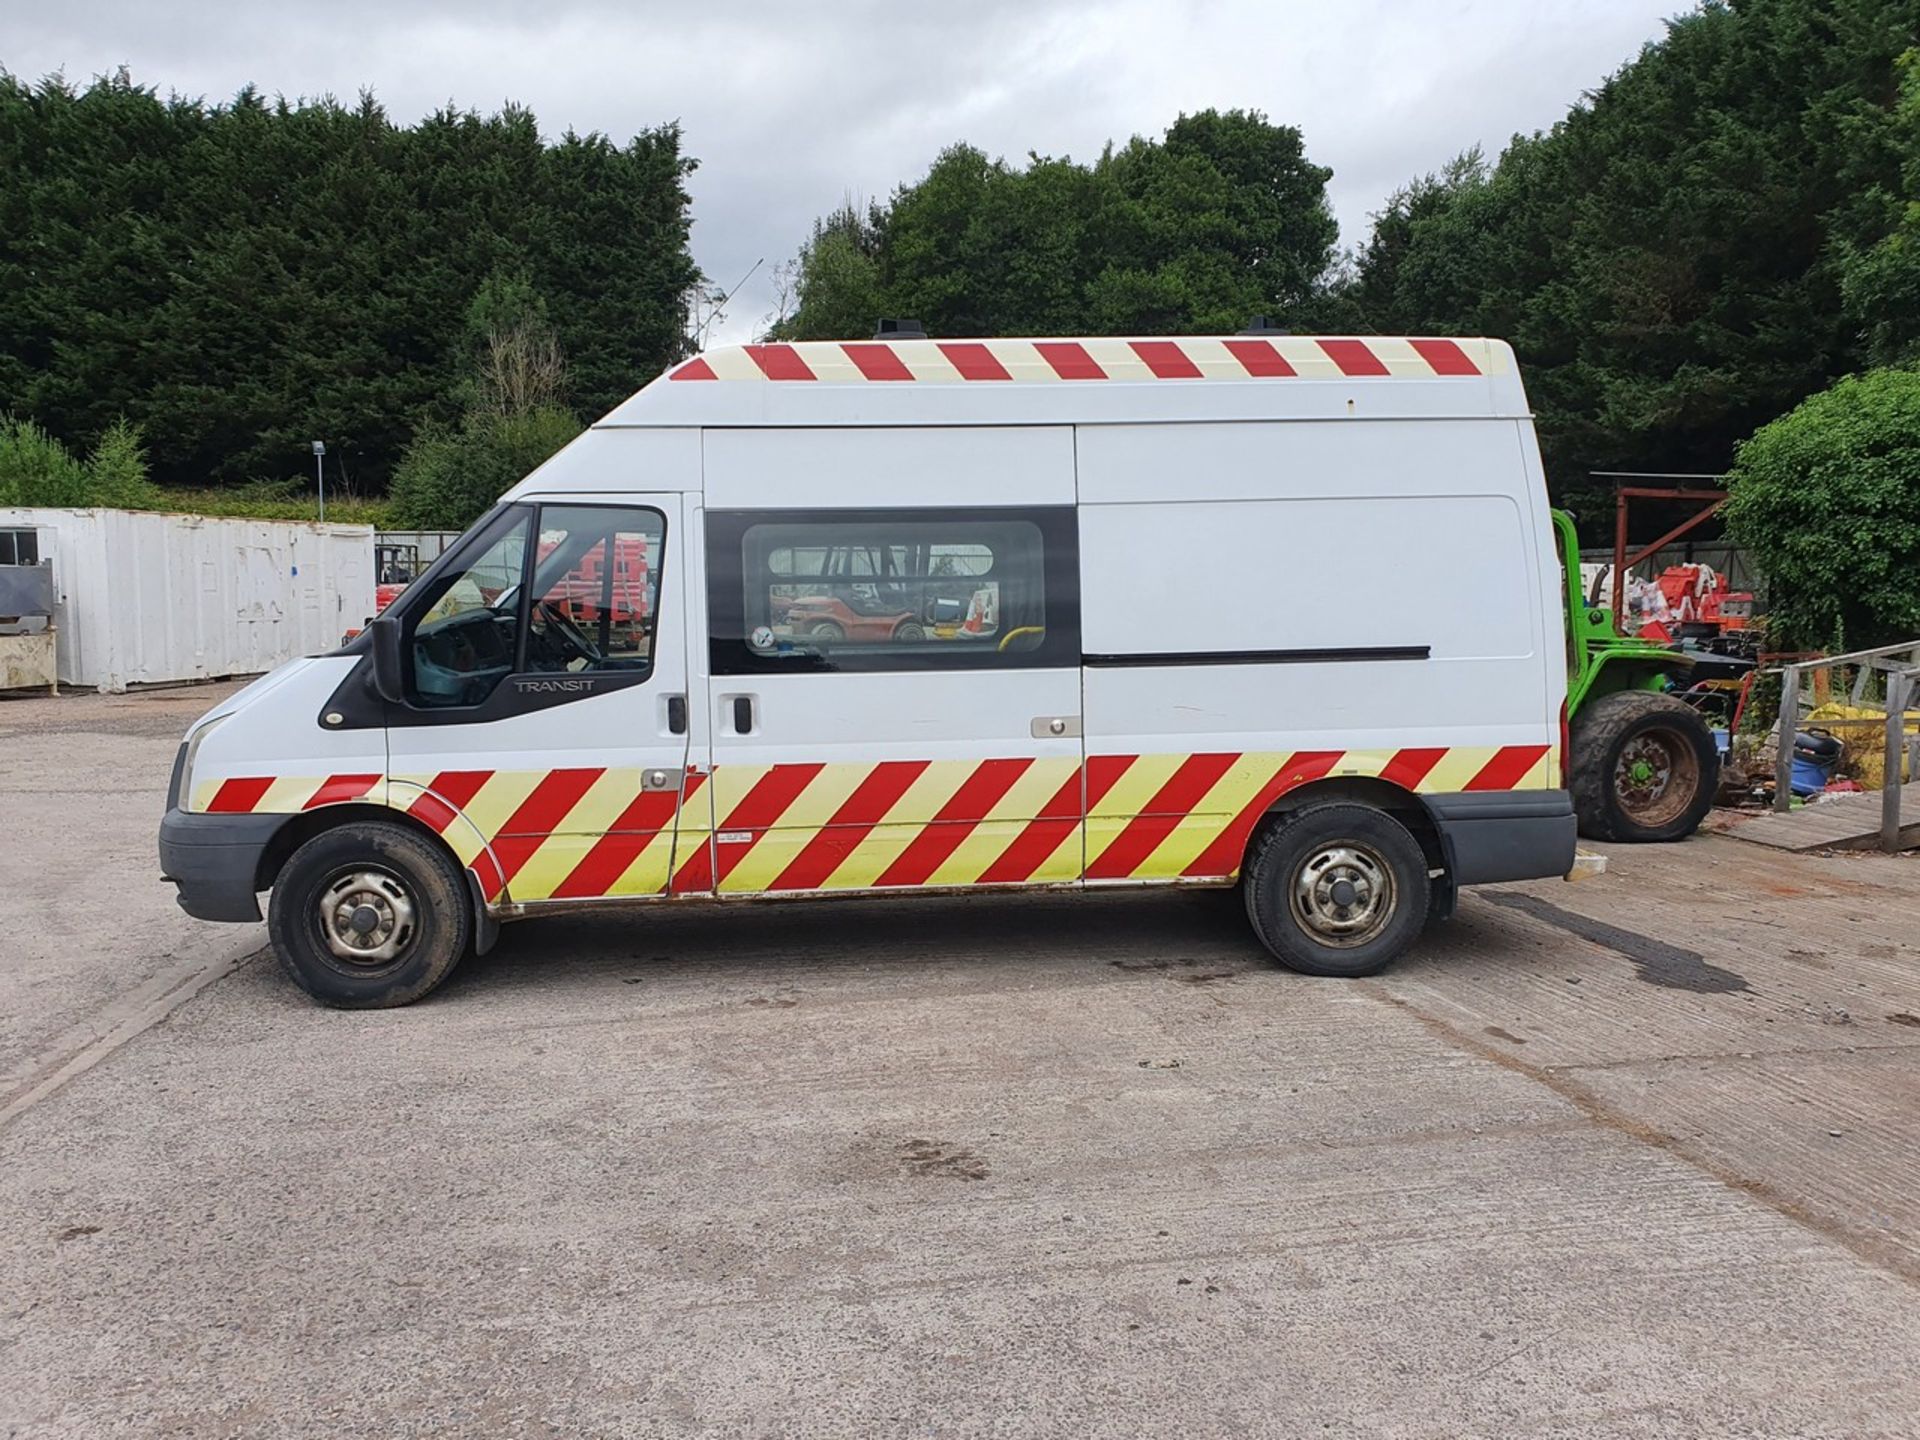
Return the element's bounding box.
[386,495,697,905]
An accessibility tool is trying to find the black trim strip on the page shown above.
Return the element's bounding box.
[1083,645,1431,668]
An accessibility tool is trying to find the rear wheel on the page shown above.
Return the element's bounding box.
[1242,803,1429,977]
[809,621,845,641]
[266,820,472,1008]
[1570,690,1718,842]
[893,620,927,642]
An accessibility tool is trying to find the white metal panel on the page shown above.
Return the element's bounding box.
[1076,418,1535,506]
[1079,494,1536,659]
[502,426,701,500]
[1075,417,1556,759]
[697,426,1083,892]
[700,426,1076,510]
[0,508,375,691]
[182,655,387,798]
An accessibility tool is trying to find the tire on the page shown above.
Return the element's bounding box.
[893,621,927,642]
[809,621,845,641]
[1570,690,1718,843]
[1242,803,1430,978]
[266,820,473,1008]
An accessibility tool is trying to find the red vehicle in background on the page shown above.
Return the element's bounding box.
[537,534,650,625]
[782,592,924,642]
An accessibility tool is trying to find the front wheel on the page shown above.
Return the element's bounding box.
[266,820,473,1008]
[1570,690,1718,842]
[1242,803,1430,978]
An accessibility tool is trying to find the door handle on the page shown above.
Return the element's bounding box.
[667,694,687,735]
[732,695,754,734]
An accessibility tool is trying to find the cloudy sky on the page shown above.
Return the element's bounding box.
[7,0,1683,343]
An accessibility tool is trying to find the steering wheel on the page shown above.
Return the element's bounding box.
[538,600,604,666]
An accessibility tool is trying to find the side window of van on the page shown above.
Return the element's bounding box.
[524,506,664,676]
[405,503,665,708]
[705,508,1078,674]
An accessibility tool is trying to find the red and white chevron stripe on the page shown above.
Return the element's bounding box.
[668,336,1499,385]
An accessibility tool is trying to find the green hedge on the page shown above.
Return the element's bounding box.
[1725,367,1920,650]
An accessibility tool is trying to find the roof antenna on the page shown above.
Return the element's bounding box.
[1240,316,1289,336]
[874,318,928,341]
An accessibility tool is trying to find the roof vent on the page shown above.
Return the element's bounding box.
[874,318,928,341]
[1240,316,1289,336]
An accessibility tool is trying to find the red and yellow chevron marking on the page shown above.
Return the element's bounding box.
[667,336,1505,385]
[697,756,1085,894]
[192,742,1553,902]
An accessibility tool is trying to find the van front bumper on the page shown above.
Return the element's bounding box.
[158,808,279,923]
[1426,790,1577,886]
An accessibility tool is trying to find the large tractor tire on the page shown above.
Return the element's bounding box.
[1570,690,1718,843]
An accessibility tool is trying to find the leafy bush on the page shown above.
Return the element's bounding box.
[0,416,162,508]
[1724,367,1920,650]
[386,407,583,530]
[0,416,90,505]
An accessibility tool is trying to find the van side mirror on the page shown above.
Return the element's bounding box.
[369,613,405,704]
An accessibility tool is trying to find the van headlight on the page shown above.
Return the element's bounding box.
[179,714,230,811]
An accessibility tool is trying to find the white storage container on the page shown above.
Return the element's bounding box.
[0,507,374,692]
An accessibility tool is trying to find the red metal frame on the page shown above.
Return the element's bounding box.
[1607,479,1729,633]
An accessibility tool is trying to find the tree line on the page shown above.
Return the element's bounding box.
[0,70,698,500]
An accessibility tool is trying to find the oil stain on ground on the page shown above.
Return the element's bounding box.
[899,1138,989,1181]
[1482,891,1750,994]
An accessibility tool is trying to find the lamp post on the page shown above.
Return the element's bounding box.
[311,440,326,523]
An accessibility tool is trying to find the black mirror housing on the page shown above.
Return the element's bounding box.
[369,613,405,704]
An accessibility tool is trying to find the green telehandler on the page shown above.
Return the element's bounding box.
[1553,508,1721,843]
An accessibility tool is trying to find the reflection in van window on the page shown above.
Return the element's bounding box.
[743,520,1045,658]
[525,506,665,676]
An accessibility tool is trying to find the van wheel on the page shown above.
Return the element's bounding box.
[266,821,472,1008]
[1570,690,1718,842]
[1242,804,1429,978]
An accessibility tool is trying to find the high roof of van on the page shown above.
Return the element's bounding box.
[596,335,1531,428]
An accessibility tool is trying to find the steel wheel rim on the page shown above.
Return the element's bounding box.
[318,867,418,965]
[1613,728,1700,827]
[1289,843,1395,948]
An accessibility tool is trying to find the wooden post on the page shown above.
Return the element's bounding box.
[1886,671,1911,854]
[1774,665,1799,813]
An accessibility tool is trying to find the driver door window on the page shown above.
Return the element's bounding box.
[405,503,665,709]
[525,507,663,675]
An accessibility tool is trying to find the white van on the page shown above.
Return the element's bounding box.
[159,332,1578,1007]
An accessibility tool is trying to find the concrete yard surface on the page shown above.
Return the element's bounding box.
[2,686,1919,1438]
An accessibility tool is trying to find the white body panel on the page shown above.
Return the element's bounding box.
[699,426,1077,510]
[180,655,387,807]
[0,507,374,692]
[697,427,1082,892]
[1075,418,1558,754]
